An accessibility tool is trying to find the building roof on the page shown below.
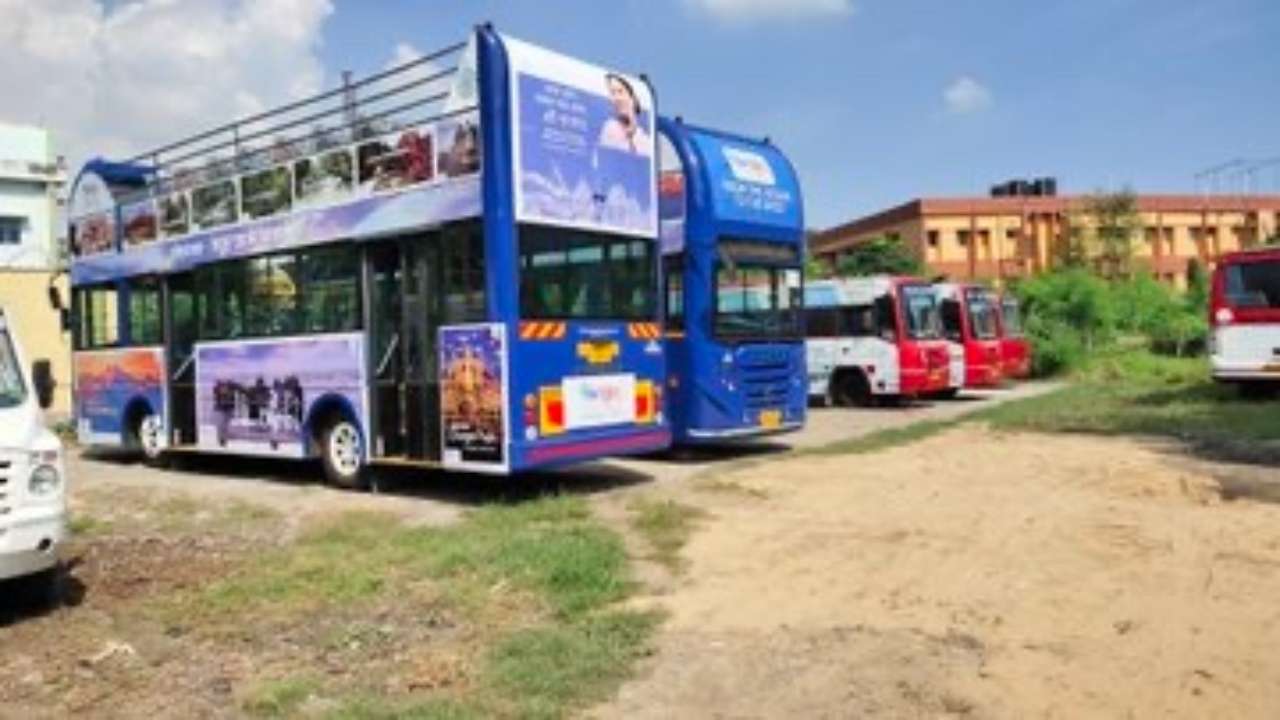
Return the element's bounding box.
[816,194,1280,249]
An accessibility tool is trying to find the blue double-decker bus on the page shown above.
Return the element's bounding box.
[63,27,670,486]
[656,118,807,443]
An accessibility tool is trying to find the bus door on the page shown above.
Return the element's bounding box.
[367,235,443,461]
[164,272,198,446]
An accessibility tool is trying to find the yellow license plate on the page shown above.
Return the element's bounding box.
[760,410,782,428]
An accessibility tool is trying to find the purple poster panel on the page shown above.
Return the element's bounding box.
[195,334,367,458]
[504,34,657,238]
[439,323,508,472]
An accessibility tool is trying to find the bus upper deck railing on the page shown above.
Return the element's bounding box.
[71,39,477,258]
[130,40,468,189]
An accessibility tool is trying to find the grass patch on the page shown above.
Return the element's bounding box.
[164,496,654,719]
[627,498,706,572]
[694,478,770,500]
[978,351,1280,461]
[804,417,964,457]
[484,611,660,719]
[243,676,319,718]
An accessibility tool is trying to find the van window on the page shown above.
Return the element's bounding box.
[0,326,28,408]
[1226,261,1280,309]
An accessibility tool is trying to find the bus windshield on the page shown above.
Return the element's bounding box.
[899,284,941,340]
[965,288,1000,339]
[714,240,802,341]
[1001,296,1024,336]
[1226,260,1280,309]
[0,327,28,409]
[519,227,657,320]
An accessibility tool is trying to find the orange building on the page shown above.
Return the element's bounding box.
[811,194,1280,289]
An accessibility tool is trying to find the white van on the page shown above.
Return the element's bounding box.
[0,307,67,601]
[1211,247,1280,392]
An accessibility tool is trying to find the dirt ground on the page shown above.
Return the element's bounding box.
[596,427,1280,720]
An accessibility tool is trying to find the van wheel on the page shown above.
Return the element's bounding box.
[832,371,872,408]
[137,413,167,467]
[933,388,960,400]
[321,418,368,490]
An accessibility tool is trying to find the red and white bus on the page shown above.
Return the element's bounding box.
[804,276,951,405]
[997,292,1032,379]
[1210,247,1280,389]
[934,283,1004,389]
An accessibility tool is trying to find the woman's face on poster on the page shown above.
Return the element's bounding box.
[607,76,637,122]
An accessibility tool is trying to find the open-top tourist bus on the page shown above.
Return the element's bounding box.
[997,292,1032,380]
[64,27,670,487]
[657,118,806,443]
[804,275,950,406]
[0,307,66,601]
[1210,246,1280,391]
[934,282,1004,390]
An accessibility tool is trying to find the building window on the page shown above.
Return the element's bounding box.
[957,230,970,248]
[0,216,26,245]
[926,230,940,248]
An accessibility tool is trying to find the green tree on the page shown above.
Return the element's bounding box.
[832,234,923,277]
[1068,190,1141,280]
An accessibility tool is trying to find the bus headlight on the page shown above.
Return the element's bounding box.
[29,464,62,497]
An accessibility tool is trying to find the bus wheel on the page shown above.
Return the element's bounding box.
[833,371,871,407]
[138,413,167,466]
[321,418,368,490]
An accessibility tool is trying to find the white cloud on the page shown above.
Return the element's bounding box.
[0,0,333,171]
[686,0,854,23]
[943,76,993,115]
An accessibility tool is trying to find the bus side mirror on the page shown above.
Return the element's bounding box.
[48,285,64,311]
[32,359,55,410]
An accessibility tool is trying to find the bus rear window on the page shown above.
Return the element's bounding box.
[1225,261,1280,309]
[519,227,657,321]
[964,288,1000,340]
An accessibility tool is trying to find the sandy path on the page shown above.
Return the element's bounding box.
[597,427,1280,719]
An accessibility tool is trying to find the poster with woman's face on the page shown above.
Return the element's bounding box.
[502,34,657,239]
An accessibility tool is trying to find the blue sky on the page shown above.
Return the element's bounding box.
[315,0,1280,228]
[4,0,1276,230]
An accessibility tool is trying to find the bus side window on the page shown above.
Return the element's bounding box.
[940,299,963,342]
[664,255,684,330]
[75,284,120,350]
[845,305,876,337]
[805,307,838,337]
[126,278,163,346]
[874,294,897,342]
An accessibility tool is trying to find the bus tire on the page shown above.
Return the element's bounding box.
[320,417,368,490]
[137,413,167,467]
[933,388,960,400]
[832,371,872,408]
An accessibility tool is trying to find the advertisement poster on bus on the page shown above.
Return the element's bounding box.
[504,34,657,238]
[195,334,367,458]
[439,323,509,473]
[658,132,687,254]
[689,132,802,232]
[74,348,165,445]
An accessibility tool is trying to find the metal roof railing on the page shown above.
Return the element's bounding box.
[122,39,470,200]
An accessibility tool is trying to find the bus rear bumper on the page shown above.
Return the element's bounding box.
[516,428,672,470]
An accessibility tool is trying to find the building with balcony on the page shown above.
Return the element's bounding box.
[0,123,71,414]
[811,190,1280,289]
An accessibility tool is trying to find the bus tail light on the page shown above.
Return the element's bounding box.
[539,386,565,436]
[1213,307,1234,326]
[635,380,656,424]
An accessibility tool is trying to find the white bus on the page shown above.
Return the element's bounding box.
[804,276,951,406]
[1210,247,1280,392]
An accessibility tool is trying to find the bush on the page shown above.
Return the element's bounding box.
[1013,269,1208,377]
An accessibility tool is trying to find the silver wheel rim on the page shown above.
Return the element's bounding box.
[140,415,163,459]
[329,423,362,477]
